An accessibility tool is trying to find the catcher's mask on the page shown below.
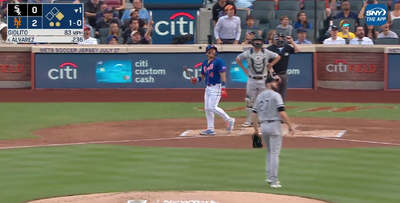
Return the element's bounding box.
[206,44,218,56]
[273,33,287,47]
[251,35,264,49]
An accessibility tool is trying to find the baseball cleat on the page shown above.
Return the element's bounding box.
[266,179,280,184]
[199,129,216,135]
[227,118,235,132]
[242,121,253,127]
[270,183,282,188]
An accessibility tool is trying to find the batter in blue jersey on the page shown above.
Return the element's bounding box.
[190,45,235,135]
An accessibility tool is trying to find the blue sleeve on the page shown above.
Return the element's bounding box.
[308,22,313,29]
[293,22,300,29]
[201,62,205,75]
[121,10,130,22]
[218,59,227,73]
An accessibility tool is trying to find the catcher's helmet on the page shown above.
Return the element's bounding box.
[252,35,264,49]
[206,44,218,55]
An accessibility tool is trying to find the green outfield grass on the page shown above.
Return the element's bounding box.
[0,102,399,203]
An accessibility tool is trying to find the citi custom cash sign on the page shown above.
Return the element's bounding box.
[134,60,166,83]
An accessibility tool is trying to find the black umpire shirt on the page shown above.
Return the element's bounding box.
[267,44,295,73]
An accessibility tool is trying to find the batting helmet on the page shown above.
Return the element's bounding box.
[206,44,218,55]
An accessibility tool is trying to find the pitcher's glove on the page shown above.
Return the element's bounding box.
[252,133,263,148]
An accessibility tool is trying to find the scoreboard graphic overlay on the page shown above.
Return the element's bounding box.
[7,3,84,43]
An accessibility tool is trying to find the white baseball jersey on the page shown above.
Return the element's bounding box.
[253,89,284,122]
[237,48,278,77]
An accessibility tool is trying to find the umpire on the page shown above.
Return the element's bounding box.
[266,33,301,102]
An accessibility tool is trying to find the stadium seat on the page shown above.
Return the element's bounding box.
[375,38,399,45]
[303,1,326,10]
[359,18,366,27]
[275,28,289,36]
[253,1,276,11]
[1,18,6,23]
[275,10,298,22]
[236,10,249,21]
[349,1,363,12]
[99,28,110,38]
[259,23,270,29]
[100,37,108,44]
[391,29,400,38]
[303,10,326,20]
[278,1,301,11]
[391,19,400,29]
[118,37,124,44]
[250,10,275,24]
[124,19,131,30]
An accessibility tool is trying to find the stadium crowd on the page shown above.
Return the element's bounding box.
[0,0,399,44]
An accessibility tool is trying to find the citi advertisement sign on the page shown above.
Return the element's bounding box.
[151,10,197,44]
[48,62,78,80]
[326,60,377,73]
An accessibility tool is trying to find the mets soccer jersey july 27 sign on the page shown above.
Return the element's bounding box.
[7,3,84,43]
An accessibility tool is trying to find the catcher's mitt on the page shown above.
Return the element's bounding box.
[252,133,263,148]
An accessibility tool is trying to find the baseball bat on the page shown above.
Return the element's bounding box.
[183,66,196,85]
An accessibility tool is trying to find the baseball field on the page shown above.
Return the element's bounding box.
[1,89,400,203]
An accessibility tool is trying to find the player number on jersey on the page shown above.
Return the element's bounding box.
[258,99,270,111]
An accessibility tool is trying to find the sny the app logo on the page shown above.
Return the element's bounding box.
[365,4,387,26]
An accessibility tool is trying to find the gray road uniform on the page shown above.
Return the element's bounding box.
[236,48,279,126]
[252,89,285,184]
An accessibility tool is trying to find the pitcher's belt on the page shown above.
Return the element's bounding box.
[261,120,281,123]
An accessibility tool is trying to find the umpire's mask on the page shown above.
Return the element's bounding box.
[251,36,264,49]
[273,33,287,47]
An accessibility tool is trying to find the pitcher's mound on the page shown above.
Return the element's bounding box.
[179,124,346,138]
[27,191,328,203]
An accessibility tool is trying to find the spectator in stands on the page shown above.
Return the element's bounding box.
[123,18,144,43]
[107,35,118,44]
[212,0,236,27]
[265,29,277,44]
[323,25,346,44]
[294,12,312,29]
[78,26,98,45]
[301,0,335,18]
[95,8,120,36]
[244,15,257,29]
[109,23,121,38]
[84,17,95,38]
[214,5,241,44]
[364,23,378,41]
[377,23,399,38]
[27,0,51,3]
[294,28,312,44]
[358,0,378,19]
[349,25,374,44]
[388,0,400,25]
[1,0,19,17]
[121,0,150,23]
[234,0,254,10]
[0,23,8,43]
[242,30,255,44]
[128,20,153,44]
[335,0,359,24]
[73,0,80,4]
[85,0,105,28]
[277,16,293,36]
[97,4,118,22]
[104,0,126,18]
[130,9,139,19]
[338,19,355,40]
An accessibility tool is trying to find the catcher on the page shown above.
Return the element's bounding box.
[251,75,294,188]
[235,35,281,127]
